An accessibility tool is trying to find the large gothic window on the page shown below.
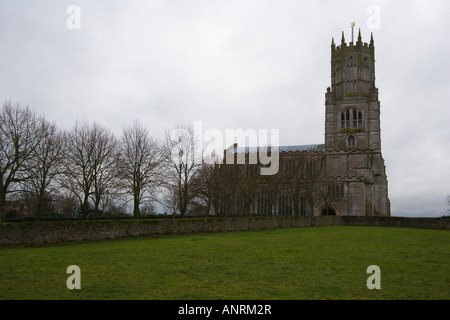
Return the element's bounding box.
[340,108,363,129]
[362,57,370,93]
[346,56,357,93]
[347,56,357,68]
[236,193,245,213]
[362,58,370,76]
[278,191,292,216]
[255,193,268,215]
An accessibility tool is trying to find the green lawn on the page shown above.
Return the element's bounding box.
[0,226,449,300]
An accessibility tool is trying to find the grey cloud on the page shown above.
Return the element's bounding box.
[0,0,449,217]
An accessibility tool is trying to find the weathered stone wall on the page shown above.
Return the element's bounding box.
[0,216,448,246]
[340,216,450,229]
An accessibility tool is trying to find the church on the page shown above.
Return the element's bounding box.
[217,30,390,217]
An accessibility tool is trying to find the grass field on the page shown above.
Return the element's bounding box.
[0,226,449,300]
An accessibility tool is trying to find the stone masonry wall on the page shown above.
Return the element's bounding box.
[0,216,449,246]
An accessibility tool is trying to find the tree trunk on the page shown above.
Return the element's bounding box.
[292,196,299,217]
[94,195,101,218]
[133,194,140,218]
[35,196,44,222]
[0,193,6,223]
[81,193,90,220]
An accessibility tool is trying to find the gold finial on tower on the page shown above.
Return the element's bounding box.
[351,22,356,43]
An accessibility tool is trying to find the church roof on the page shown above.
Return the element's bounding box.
[232,144,325,154]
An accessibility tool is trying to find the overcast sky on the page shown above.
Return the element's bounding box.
[1,0,449,217]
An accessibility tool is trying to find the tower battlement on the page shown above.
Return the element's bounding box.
[332,29,374,53]
[329,29,376,101]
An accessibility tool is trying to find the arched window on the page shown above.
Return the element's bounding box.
[255,193,268,215]
[362,57,370,93]
[341,108,363,129]
[346,56,357,93]
[321,207,336,216]
[347,56,357,68]
[278,191,292,216]
[236,193,245,213]
[347,135,356,147]
[362,58,369,70]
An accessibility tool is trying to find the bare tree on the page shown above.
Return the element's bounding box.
[22,117,64,220]
[119,120,162,218]
[160,185,179,218]
[286,158,308,216]
[261,170,281,217]
[0,102,40,222]
[280,155,324,216]
[215,163,240,216]
[98,185,125,216]
[315,184,334,216]
[161,124,201,217]
[90,125,119,216]
[61,121,117,219]
[61,121,94,219]
[53,191,78,217]
[238,163,260,215]
[302,156,324,216]
[191,161,223,216]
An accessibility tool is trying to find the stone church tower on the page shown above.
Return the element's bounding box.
[218,30,390,217]
[323,30,390,216]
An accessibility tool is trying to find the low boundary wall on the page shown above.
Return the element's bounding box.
[0,216,449,246]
